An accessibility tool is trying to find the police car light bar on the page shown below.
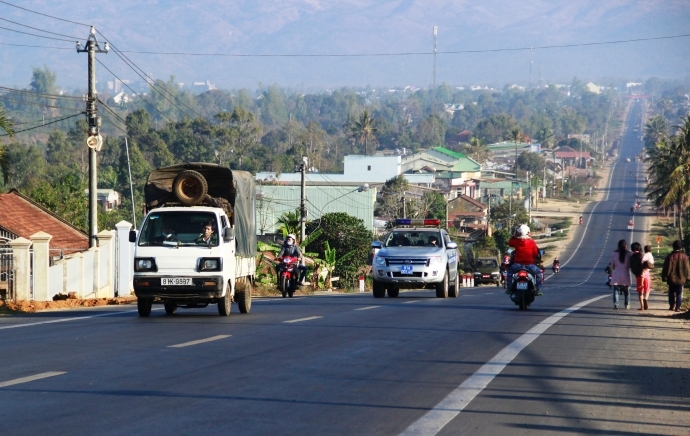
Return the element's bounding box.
[395,219,441,226]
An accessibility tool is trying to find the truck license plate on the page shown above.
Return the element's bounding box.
[516,281,528,290]
[400,266,413,275]
[482,274,490,278]
[162,278,192,286]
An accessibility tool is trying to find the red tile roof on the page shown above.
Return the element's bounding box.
[0,189,88,254]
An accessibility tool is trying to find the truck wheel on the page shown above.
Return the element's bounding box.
[387,288,399,298]
[435,272,449,298]
[218,284,232,316]
[373,280,385,298]
[236,279,252,314]
[280,276,288,298]
[173,170,208,206]
[448,271,459,297]
[137,298,152,317]
[164,302,177,315]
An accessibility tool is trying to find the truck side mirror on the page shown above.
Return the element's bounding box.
[371,240,382,249]
[129,230,137,243]
[223,227,235,242]
[446,242,458,249]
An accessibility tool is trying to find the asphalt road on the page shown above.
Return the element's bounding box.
[1,101,688,435]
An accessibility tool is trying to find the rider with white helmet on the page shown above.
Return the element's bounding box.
[506,224,544,295]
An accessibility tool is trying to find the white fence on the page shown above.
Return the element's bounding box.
[8,220,134,301]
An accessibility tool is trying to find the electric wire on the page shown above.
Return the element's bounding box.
[0,112,83,136]
[0,96,83,111]
[96,29,204,120]
[0,42,71,50]
[0,0,91,27]
[0,25,75,42]
[11,113,84,126]
[95,59,176,125]
[0,17,82,39]
[0,86,83,100]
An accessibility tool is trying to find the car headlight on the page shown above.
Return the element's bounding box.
[374,256,387,266]
[135,258,157,272]
[429,256,442,265]
[199,257,222,272]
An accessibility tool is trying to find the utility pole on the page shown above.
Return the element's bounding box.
[527,171,532,222]
[432,25,438,115]
[299,156,307,242]
[529,46,533,90]
[77,26,108,248]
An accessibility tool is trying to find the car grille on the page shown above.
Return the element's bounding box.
[391,272,425,278]
[386,258,429,267]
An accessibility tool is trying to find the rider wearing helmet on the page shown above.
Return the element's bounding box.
[277,234,307,285]
[506,224,544,295]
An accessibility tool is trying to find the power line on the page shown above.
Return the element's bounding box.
[95,59,176,124]
[0,16,81,39]
[0,112,83,136]
[0,25,75,42]
[12,113,84,125]
[0,42,71,50]
[0,86,83,100]
[0,0,91,27]
[0,96,83,111]
[96,30,204,119]
[107,33,690,57]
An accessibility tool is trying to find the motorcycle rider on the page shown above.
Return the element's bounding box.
[277,234,307,285]
[579,215,583,224]
[506,224,543,295]
[552,257,560,273]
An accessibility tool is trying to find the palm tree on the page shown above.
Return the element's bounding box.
[510,127,524,178]
[350,110,378,156]
[535,128,555,150]
[646,114,690,241]
[643,115,667,149]
[0,107,15,185]
[461,137,490,164]
[276,209,301,240]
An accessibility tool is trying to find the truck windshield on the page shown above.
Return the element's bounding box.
[384,231,442,247]
[138,211,219,247]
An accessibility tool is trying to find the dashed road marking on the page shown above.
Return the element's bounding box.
[168,335,230,348]
[0,371,66,388]
[354,306,380,311]
[284,316,322,323]
[0,309,140,330]
[402,300,421,304]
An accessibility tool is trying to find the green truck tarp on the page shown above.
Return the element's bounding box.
[144,163,256,257]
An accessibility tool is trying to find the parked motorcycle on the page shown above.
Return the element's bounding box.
[277,255,300,298]
[509,267,538,310]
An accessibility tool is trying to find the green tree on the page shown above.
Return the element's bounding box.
[475,114,519,144]
[304,212,371,283]
[29,66,57,94]
[276,209,301,239]
[460,137,490,164]
[349,110,378,156]
[27,174,89,232]
[375,175,408,218]
[643,115,668,148]
[413,114,445,149]
[0,106,15,184]
[517,151,545,174]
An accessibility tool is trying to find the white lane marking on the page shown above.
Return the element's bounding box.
[283,316,322,323]
[403,300,421,304]
[254,297,305,302]
[400,294,607,436]
[168,335,230,348]
[354,306,380,311]
[0,309,140,330]
[0,371,66,388]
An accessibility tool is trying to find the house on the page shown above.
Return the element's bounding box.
[447,194,487,232]
[585,82,601,94]
[0,189,89,255]
[256,155,434,187]
[112,91,131,105]
[84,189,121,212]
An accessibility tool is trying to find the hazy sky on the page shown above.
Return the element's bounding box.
[0,0,689,91]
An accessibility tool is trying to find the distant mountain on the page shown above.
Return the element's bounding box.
[0,0,688,91]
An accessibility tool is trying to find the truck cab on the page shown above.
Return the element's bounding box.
[371,219,460,298]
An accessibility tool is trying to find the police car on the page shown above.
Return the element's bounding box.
[370,219,460,298]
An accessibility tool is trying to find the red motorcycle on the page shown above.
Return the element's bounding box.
[277,256,300,298]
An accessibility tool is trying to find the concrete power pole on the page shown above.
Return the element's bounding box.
[432,25,438,115]
[77,26,108,247]
[300,156,307,242]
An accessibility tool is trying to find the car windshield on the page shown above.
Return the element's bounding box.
[138,211,219,247]
[384,231,442,247]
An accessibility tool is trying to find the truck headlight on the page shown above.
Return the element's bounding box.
[199,257,222,272]
[374,256,387,266]
[429,256,442,265]
[135,258,157,272]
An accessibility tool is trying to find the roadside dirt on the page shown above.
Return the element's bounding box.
[0,297,137,313]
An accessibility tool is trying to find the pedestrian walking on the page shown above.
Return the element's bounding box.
[630,242,654,310]
[610,239,632,310]
[661,240,690,312]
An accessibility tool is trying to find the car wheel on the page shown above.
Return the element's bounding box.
[218,283,232,316]
[435,272,449,298]
[449,271,460,297]
[373,280,386,298]
[236,278,252,314]
[137,298,153,317]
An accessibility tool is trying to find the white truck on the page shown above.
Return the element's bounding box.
[130,163,256,317]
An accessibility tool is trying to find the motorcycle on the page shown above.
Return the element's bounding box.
[552,264,560,274]
[606,273,612,288]
[277,256,300,298]
[500,268,508,288]
[509,267,538,310]
[579,216,583,225]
